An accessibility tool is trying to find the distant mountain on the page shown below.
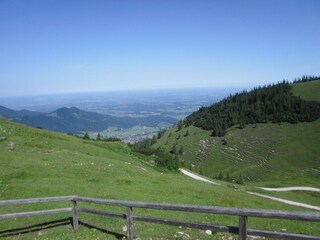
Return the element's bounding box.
[0,105,41,119]
[3,106,176,134]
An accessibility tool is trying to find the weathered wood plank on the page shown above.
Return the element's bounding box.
[247,229,320,240]
[72,201,78,231]
[77,207,126,219]
[1,196,319,240]
[126,207,134,240]
[0,196,76,206]
[74,197,320,221]
[133,215,238,233]
[239,216,247,240]
[0,208,72,219]
[134,215,320,240]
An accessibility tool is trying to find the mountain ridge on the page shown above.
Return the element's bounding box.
[0,105,41,119]
[0,106,177,134]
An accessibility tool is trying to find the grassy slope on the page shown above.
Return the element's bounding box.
[0,118,319,239]
[291,79,320,102]
[154,80,320,207]
[154,122,320,187]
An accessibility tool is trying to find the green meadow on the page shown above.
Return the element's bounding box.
[0,118,319,239]
[154,120,320,188]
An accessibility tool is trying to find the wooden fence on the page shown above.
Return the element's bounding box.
[1,196,320,240]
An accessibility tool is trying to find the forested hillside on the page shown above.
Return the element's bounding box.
[185,76,320,136]
[154,78,320,187]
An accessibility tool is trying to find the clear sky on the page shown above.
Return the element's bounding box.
[0,0,319,97]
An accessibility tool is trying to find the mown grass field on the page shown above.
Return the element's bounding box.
[0,118,319,239]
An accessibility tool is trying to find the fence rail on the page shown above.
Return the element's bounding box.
[0,196,319,240]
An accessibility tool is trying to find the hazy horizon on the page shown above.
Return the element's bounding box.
[1,86,242,113]
[0,85,249,98]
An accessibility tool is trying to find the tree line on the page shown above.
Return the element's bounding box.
[82,132,121,142]
[184,77,320,136]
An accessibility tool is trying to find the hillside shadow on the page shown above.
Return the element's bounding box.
[79,221,126,239]
[0,218,71,238]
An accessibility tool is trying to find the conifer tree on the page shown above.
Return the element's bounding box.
[170,142,177,154]
[83,132,90,140]
[178,146,184,155]
[177,120,183,131]
[217,171,224,180]
[226,172,230,182]
[236,173,244,185]
[96,132,101,141]
[184,130,189,137]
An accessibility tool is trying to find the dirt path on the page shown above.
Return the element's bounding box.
[180,169,220,185]
[257,186,320,192]
[247,192,320,211]
[180,169,320,211]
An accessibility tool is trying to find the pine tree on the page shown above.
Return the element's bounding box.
[184,130,189,137]
[217,171,224,180]
[226,172,230,182]
[177,120,183,131]
[170,142,177,154]
[150,136,157,145]
[96,132,101,141]
[83,132,90,140]
[236,173,244,185]
[178,146,184,155]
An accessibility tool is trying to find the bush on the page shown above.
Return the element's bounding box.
[236,173,244,185]
[129,139,180,171]
[154,148,180,171]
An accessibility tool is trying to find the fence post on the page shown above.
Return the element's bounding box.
[72,200,79,231]
[126,206,134,240]
[239,216,247,240]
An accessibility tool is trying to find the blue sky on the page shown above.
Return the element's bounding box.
[0,0,319,97]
